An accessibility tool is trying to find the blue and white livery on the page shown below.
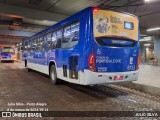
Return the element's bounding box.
[22,7,140,85]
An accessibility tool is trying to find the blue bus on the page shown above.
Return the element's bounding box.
[0,47,15,62]
[22,7,140,85]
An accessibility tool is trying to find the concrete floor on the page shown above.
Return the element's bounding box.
[0,62,160,120]
[135,64,160,88]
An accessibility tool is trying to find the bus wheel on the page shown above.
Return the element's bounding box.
[50,65,57,85]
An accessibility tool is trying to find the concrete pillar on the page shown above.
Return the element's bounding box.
[154,36,160,65]
[140,45,146,63]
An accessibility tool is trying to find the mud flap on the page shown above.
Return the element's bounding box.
[69,55,78,79]
[63,65,67,77]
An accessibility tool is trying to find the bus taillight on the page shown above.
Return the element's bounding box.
[12,55,16,59]
[136,54,140,70]
[88,53,96,72]
[93,7,99,12]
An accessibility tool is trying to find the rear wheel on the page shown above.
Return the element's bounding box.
[50,65,57,85]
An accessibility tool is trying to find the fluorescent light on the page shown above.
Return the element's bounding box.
[145,0,150,1]
[144,43,151,47]
[146,47,149,51]
[140,36,152,41]
[140,34,146,37]
[147,27,160,32]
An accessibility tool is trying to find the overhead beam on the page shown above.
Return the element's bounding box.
[0,37,24,45]
[0,2,68,22]
[0,20,48,29]
[110,0,140,10]
[0,28,36,37]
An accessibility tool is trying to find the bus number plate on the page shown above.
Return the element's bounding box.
[114,75,123,80]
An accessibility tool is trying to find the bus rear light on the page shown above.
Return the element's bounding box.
[88,53,96,72]
[12,55,16,59]
[136,54,140,70]
[93,7,99,12]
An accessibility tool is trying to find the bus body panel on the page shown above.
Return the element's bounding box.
[83,69,139,85]
[22,7,140,85]
[93,44,140,72]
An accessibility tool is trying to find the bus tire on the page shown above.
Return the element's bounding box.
[50,65,57,85]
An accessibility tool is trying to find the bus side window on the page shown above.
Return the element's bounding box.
[32,39,36,51]
[62,21,79,48]
[36,37,39,51]
[51,31,57,49]
[39,36,43,51]
[42,34,50,51]
[42,33,50,51]
[47,32,52,49]
[44,34,47,42]
[62,25,71,48]
[31,40,34,51]
[71,22,79,42]
[42,42,49,51]
[35,37,38,51]
[41,35,46,51]
[56,29,62,49]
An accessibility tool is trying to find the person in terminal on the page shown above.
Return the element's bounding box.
[153,56,158,66]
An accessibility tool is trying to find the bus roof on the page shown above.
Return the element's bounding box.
[23,7,138,42]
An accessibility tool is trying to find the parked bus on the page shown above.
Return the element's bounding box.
[22,7,140,85]
[0,47,16,62]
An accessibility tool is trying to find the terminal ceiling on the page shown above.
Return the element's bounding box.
[0,0,159,45]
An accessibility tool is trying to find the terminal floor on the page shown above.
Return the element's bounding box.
[0,62,160,120]
[135,64,160,88]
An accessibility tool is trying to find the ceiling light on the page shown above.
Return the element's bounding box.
[147,27,160,31]
[140,34,146,37]
[145,0,151,2]
[144,44,151,47]
[140,36,152,41]
[146,47,149,51]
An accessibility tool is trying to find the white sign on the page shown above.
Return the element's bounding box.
[96,56,121,64]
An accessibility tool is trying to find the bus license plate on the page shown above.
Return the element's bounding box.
[114,75,123,80]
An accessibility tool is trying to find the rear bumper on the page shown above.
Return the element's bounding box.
[1,59,14,61]
[83,69,139,85]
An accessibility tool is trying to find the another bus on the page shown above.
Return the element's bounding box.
[22,7,140,85]
[0,47,16,62]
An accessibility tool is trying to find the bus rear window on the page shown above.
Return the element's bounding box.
[2,48,14,53]
[96,37,137,47]
[124,22,134,30]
